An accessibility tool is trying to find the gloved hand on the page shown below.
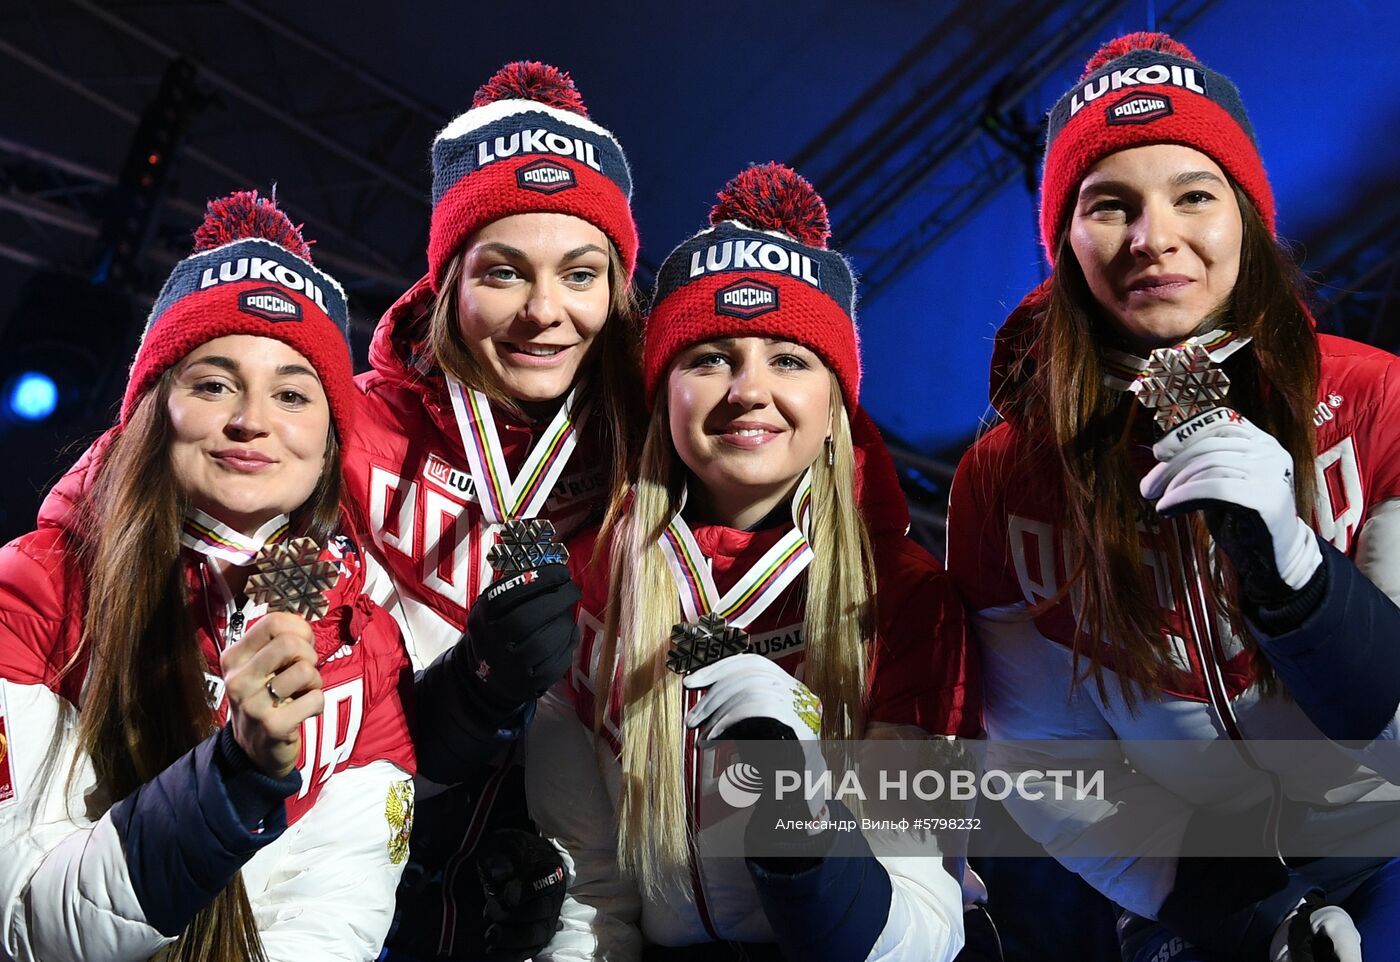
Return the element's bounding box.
[1141,409,1322,606]
[683,653,827,820]
[464,563,582,709]
[1270,894,1363,962]
[476,828,567,962]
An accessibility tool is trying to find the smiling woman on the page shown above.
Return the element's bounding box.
[946,31,1400,962]
[1069,146,1244,346]
[338,61,646,962]
[526,163,980,962]
[0,191,417,962]
[168,336,332,535]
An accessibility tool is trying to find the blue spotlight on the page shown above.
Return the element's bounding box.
[8,372,59,421]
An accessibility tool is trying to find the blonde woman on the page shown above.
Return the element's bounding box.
[527,164,980,961]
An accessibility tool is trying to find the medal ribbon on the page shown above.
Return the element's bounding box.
[1100,328,1252,393]
[446,375,588,524]
[658,470,814,630]
[180,508,289,567]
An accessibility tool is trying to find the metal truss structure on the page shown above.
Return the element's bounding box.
[1,0,449,324]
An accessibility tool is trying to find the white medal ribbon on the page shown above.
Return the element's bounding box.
[444,374,589,524]
[179,508,290,567]
[658,470,815,629]
[1100,328,1252,393]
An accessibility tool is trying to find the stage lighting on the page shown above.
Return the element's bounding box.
[7,372,58,422]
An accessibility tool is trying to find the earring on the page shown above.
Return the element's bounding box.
[825,437,834,466]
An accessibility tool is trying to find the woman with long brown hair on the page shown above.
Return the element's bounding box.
[947,32,1400,962]
[526,163,981,961]
[0,192,416,962]
[338,60,645,962]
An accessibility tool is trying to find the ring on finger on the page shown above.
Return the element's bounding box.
[266,679,282,704]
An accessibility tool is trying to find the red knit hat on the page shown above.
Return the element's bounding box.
[427,61,638,291]
[1040,32,1274,262]
[644,163,860,408]
[123,190,354,439]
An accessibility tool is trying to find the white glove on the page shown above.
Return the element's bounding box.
[683,653,823,740]
[1270,898,1363,962]
[1141,408,1322,593]
[683,653,827,818]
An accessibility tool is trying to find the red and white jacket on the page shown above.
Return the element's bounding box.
[343,275,608,673]
[526,515,982,961]
[0,439,416,962]
[946,295,1400,923]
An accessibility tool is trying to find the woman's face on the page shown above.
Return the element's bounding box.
[668,337,832,526]
[168,335,330,535]
[456,212,612,403]
[1069,144,1243,347]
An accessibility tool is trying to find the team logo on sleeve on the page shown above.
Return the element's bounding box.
[715,278,780,319]
[516,159,577,195]
[385,779,415,865]
[1106,92,1174,125]
[239,287,303,322]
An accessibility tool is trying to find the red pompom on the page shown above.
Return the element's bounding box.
[709,163,830,249]
[1081,31,1197,78]
[472,61,589,117]
[192,190,313,261]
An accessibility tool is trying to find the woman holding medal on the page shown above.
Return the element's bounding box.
[946,32,1400,962]
[340,62,642,960]
[0,192,417,962]
[525,163,981,961]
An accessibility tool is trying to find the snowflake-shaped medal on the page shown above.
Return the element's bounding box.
[1132,341,1233,432]
[486,519,569,575]
[666,611,750,675]
[247,536,338,621]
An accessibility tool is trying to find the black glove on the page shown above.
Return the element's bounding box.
[476,828,568,962]
[464,563,582,709]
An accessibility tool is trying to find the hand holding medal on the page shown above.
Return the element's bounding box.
[218,607,324,779]
[1128,331,1323,602]
[220,537,338,778]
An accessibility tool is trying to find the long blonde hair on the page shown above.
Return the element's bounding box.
[595,372,876,895]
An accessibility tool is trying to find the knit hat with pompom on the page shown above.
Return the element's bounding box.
[1039,31,1273,262]
[644,162,859,408]
[427,61,637,290]
[123,189,354,438]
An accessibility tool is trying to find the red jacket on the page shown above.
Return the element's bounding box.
[945,283,1400,932]
[0,433,416,961]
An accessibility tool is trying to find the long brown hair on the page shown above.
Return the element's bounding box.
[1002,183,1319,702]
[595,375,876,894]
[427,242,645,506]
[70,371,342,962]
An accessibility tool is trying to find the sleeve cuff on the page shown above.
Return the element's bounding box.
[212,725,302,832]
